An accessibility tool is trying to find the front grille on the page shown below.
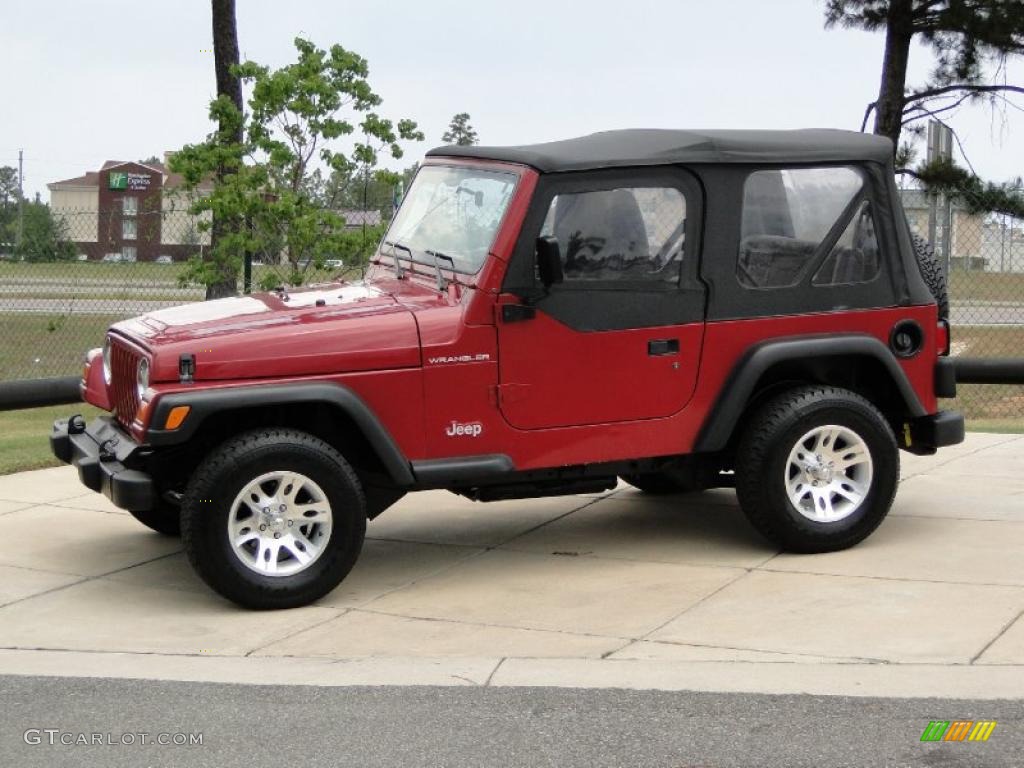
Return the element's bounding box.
[109,339,141,427]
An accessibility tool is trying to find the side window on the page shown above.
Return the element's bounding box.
[539,187,686,283]
[812,201,881,286]
[737,167,863,289]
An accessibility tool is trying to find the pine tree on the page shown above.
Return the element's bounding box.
[442,113,479,146]
[825,0,1024,152]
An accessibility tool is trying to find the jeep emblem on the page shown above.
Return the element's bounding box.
[445,421,483,438]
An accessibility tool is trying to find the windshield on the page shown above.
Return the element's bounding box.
[382,165,518,274]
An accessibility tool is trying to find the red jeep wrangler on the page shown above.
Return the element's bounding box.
[51,129,964,609]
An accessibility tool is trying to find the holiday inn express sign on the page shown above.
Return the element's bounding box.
[108,171,153,191]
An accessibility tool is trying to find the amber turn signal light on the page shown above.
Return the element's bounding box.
[164,405,191,430]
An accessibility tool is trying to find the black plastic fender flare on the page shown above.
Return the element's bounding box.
[147,382,415,486]
[694,334,927,453]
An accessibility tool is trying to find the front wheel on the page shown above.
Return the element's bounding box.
[735,386,899,553]
[181,429,366,609]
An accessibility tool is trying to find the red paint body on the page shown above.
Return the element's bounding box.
[85,159,943,471]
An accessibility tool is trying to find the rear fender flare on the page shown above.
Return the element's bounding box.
[694,334,926,453]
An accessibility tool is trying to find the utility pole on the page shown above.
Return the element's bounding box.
[16,149,24,247]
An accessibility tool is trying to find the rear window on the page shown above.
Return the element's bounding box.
[737,167,864,289]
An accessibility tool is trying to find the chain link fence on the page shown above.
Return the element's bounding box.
[0,199,390,382]
[900,184,1024,429]
[2,182,1022,426]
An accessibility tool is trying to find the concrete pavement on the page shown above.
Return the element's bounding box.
[0,432,1022,697]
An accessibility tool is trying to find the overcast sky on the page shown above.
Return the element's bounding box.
[2,0,1021,200]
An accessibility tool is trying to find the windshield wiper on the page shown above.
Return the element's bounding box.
[426,250,456,291]
[381,240,410,280]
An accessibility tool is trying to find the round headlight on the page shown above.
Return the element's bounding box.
[102,339,112,385]
[136,358,150,400]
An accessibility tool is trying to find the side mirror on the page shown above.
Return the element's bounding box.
[536,236,564,287]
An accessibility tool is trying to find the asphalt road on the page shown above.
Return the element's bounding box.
[1,676,1020,768]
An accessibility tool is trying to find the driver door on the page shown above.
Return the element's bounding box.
[496,168,706,430]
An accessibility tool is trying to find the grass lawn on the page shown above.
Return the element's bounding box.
[0,260,188,282]
[947,325,1024,429]
[0,259,359,289]
[0,260,363,379]
[948,271,1024,303]
[949,383,1024,431]
[966,420,1024,434]
[0,403,103,475]
[0,313,119,380]
[952,324,1024,358]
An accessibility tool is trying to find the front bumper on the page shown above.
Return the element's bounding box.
[904,410,965,456]
[50,415,155,511]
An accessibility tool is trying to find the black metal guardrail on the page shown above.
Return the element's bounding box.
[0,376,80,411]
[954,358,1024,385]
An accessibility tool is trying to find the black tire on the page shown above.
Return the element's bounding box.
[181,428,366,610]
[735,386,899,553]
[128,505,181,536]
[911,233,949,320]
[621,469,699,495]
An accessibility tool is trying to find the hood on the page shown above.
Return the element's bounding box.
[112,281,426,382]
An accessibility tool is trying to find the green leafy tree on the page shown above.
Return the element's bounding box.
[0,165,18,248]
[170,37,423,292]
[315,162,417,218]
[0,166,18,208]
[14,201,76,262]
[442,112,478,146]
[825,1,1024,151]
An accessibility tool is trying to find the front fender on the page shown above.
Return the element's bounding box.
[147,382,414,486]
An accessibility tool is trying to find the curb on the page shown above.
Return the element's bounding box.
[1,649,1022,699]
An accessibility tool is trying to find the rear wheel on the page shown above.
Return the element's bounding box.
[181,428,366,610]
[735,386,898,553]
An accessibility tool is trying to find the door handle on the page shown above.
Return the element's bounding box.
[502,304,536,323]
[648,338,679,356]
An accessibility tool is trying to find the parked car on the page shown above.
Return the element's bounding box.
[52,129,962,609]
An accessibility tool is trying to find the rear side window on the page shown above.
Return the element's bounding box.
[737,167,864,289]
[540,187,686,283]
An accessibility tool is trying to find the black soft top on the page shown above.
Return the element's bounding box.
[426,128,893,173]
